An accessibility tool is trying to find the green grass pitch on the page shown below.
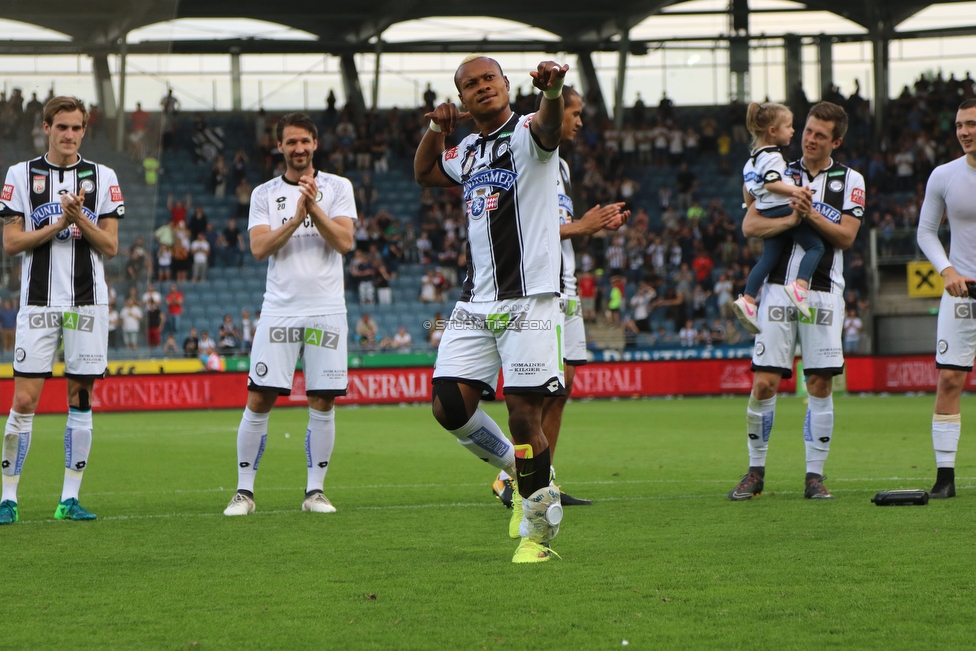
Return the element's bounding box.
[5,394,975,650]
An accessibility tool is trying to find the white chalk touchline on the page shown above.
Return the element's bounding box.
[19,475,964,501]
[13,485,972,526]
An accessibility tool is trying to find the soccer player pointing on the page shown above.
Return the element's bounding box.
[223,112,355,517]
[916,99,976,498]
[416,57,568,562]
[0,97,124,524]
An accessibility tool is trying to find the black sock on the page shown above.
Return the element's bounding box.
[515,446,551,499]
[936,467,955,484]
[749,466,765,478]
[238,489,254,498]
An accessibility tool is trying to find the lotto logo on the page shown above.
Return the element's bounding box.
[109,185,123,202]
[444,147,459,161]
[851,187,865,207]
[1,184,12,201]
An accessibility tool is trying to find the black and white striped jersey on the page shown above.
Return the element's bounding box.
[438,112,560,302]
[766,158,865,295]
[0,155,124,307]
[556,158,577,297]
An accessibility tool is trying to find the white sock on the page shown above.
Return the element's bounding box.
[932,414,961,468]
[804,394,834,476]
[450,408,516,473]
[746,395,776,467]
[305,408,336,494]
[1,411,34,504]
[61,408,93,501]
[236,408,270,493]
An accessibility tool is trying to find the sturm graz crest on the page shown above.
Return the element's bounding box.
[467,188,498,220]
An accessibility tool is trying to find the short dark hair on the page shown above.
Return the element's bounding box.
[959,99,976,111]
[807,101,848,140]
[276,112,318,142]
[43,96,88,128]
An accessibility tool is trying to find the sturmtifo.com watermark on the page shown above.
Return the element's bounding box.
[423,308,551,333]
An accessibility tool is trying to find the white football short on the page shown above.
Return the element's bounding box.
[248,313,348,396]
[935,292,976,371]
[433,295,564,399]
[14,305,109,379]
[560,297,588,366]
[751,286,845,379]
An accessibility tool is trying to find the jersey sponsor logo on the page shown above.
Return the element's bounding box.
[29,201,96,229]
[444,146,459,161]
[77,169,93,179]
[1,184,12,201]
[33,175,45,194]
[743,171,760,183]
[109,185,123,202]
[828,179,844,193]
[812,201,842,224]
[851,187,865,206]
[827,169,845,177]
[558,193,574,216]
[462,168,518,201]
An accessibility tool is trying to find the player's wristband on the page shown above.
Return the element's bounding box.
[428,121,442,133]
[543,78,565,100]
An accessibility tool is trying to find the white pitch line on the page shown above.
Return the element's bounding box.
[13,486,973,526]
[18,476,965,500]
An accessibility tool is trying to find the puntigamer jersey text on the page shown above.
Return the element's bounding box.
[248,171,357,317]
[438,113,560,302]
[0,155,124,307]
[766,158,865,294]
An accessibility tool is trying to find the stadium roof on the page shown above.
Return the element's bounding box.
[3,0,975,55]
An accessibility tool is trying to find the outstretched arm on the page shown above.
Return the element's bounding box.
[529,61,569,151]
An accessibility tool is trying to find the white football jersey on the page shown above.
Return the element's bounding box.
[439,112,560,302]
[766,158,866,295]
[556,158,577,297]
[743,146,795,211]
[0,155,124,307]
[248,171,357,317]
